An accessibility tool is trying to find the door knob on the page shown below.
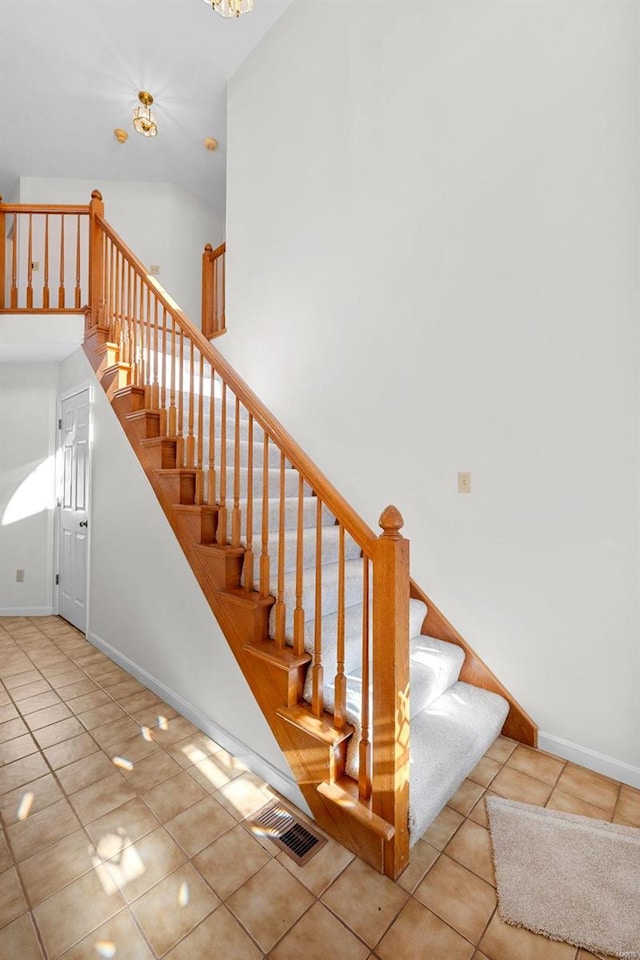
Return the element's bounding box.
[79,520,88,528]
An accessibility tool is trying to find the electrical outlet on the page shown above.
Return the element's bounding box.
[16,569,25,582]
[31,261,39,271]
[149,264,160,276]
[458,471,471,494]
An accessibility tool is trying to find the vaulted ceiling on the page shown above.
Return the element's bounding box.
[0,0,292,216]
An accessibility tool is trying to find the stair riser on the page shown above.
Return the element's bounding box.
[268,560,366,634]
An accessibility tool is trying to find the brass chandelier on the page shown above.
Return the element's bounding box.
[202,0,254,18]
[133,91,158,138]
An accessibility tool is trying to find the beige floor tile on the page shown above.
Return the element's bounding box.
[33,717,84,749]
[0,832,11,872]
[0,914,44,960]
[121,751,182,792]
[546,787,614,821]
[102,731,160,764]
[479,912,577,960]
[448,779,486,817]
[85,797,160,858]
[129,862,219,957]
[505,744,565,786]
[414,852,496,943]
[91,717,147,749]
[489,765,553,806]
[11,680,51,702]
[43,733,99,771]
[32,867,125,960]
[554,764,619,815]
[468,793,497,829]
[468,755,503,788]
[0,865,29,927]
[19,829,97,906]
[0,773,64,827]
[276,834,355,895]
[16,691,61,716]
[25,703,73,731]
[3,672,41,691]
[615,785,640,826]
[376,898,475,960]
[142,770,207,822]
[485,736,518,763]
[396,840,440,893]
[321,856,408,948]
[133,704,180,730]
[56,678,100,701]
[103,825,187,903]
[59,908,154,960]
[102,678,146,701]
[419,805,465,849]
[68,773,136,824]
[163,904,262,960]
[165,795,236,856]
[93,668,133,689]
[0,752,49,796]
[163,732,222,768]
[56,751,116,795]
[77,703,127,731]
[0,704,19,724]
[214,770,274,821]
[117,690,163,716]
[146,715,198,747]
[0,733,38,765]
[227,857,314,952]
[7,797,80,861]
[193,824,272,899]
[272,900,369,960]
[0,717,29,743]
[444,819,496,886]
[65,690,113,715]
[187,749,248,793]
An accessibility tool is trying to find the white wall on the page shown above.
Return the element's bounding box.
[57,349,303,806]
[18,177,224,327]
[224,0,640,779]
[0,363,58,614]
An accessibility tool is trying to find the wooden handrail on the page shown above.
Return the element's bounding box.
[0,203,89,215]
[94,214,377,553]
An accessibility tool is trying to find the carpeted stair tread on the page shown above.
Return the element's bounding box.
[408,681,509,841]
[268,558,366,634]
[409,634,466,717]
[261,524,363,577]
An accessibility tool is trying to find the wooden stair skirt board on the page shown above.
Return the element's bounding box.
[83,328,537,881]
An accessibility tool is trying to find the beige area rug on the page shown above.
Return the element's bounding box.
[485,796,640,960]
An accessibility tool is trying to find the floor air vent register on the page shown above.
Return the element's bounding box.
[247,800,327,865]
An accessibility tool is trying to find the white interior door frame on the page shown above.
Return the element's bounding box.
[55,382,93,634]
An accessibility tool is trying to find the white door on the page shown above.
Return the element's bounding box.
[57,389,90,632]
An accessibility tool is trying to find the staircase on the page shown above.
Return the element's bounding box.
[1,191,537,881]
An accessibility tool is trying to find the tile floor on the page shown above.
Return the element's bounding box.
[0,616,638,960]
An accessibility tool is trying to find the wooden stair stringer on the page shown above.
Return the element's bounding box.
[410,578,537,745]
[85,373,392,874]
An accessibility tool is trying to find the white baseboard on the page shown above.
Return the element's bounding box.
[538,731,640,790]
[87,631,310,815]
[0,606,54,617]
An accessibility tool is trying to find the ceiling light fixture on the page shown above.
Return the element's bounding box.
[204,138,219,151]
[133,91,158,138]
[114,128,128,144]
[202,0,254,19]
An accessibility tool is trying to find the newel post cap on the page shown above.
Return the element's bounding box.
[204,243,213,253]
[91,189,103,201]
[378,504,404,540]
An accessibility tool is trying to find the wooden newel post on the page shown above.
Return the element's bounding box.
[88,189,105,330]
[0,197,5,310]
[372,504,411,880]
[202,244,213,337]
